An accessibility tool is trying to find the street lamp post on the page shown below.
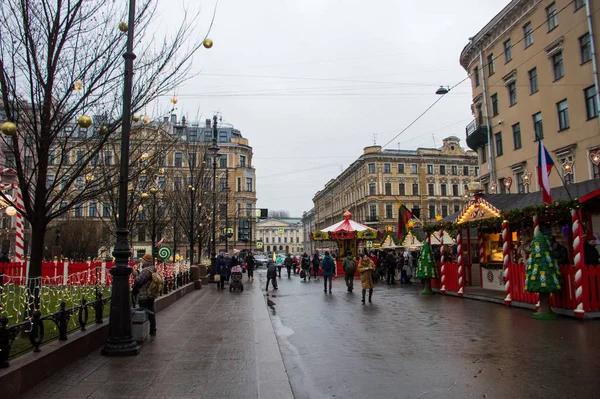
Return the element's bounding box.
[223,169,230,253]
[188,184,195,264]
[102,0,139,356]
[208,115,220,278]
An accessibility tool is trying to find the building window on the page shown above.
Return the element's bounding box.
[508,82,517,106]
[580,33,591,64]
[560,156,575,185]
[552,52,564,80]
[524,22,533,48]
[239,155,246,168]
[575,0,585,10]
[546,3,558,31]
[463,166,469,176]
[451,165,457,175]
[474,66,480,87]
[103,204,111,217]
[76,150,84,165]
[74,203,83,217]
[557,99,570,131]
[174,152,183,167]
[512,123,522,150]
[89,202,97,217]
[441,205,448,218]
[158,176,165,190]
[384,163,391,173]
[480,147,487,163]
[385,204,393,219]
[528,68,538,94]
[188,152,196,168]
[218,131,228,143]
[237,177,242,192]
[399,183,405,196]
[397,163,404,174]
[452,184,459,196]
[138,230,145,242]
[440,165,446,175]
[428,205,436,220]
[517,172,526,194]
[158,153,166,167]
[385,182,392,195]
[487,53,495,76]
[369,205,377,219]
[369,182,376,196]
[174,176,182,190]
[475,167,479,176]
[428,184,434,196]
[585,85,599,119]
[504,40,512,63]
[533,112,544,140]
[368,163,375,174]
[427,165,433,174]
[440,184,447,196]
[499,178,507,194]
[412,183,419,196]
[491,93,499,116]
[495,132,503,156]
[219,156,227,168]
[246,178,253,192]
[411,164,418,174]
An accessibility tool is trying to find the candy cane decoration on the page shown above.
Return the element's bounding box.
[478,230,486,265]
[502,220,512,306]
[572,208,585,318]
[0,168,24,261]
[457,229,464,297]
[440,229,446,294]
[533,214,540,236]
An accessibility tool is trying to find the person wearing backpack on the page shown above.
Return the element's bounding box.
[322,251,335,294]
[132,254,160,336]
[284,253,293,278]
[342,251,356,292]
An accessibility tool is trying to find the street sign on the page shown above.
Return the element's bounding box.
[365,241,373,248]
[256,241,263,249]
[277,227,284,235]
[257,209,268,219]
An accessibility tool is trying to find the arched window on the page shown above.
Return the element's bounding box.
[266,245,271,252]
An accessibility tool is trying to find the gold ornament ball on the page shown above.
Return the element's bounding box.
[1,121,17,136]
[99,125,109,135]
[150,187,158,195]
[77,115,93,128]
[73,79,83,90]
[141,152,149,160]
[171,96,178,105]
[141,114,151,124]
[119,22,128,32]
[141,193,150,201]
[203,38,213,49]
[133,115,140,123]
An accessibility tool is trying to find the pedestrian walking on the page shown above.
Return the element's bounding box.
[301,252,311,281]
[342,251,356,292]
[311,253,320,281]
[284,253,293,278]
[276,254,283,277]
[217,253,232,290]
[322,251,335,293]
[245,252,255,281]
[385,250,397,285]
[358,254,376,304]
[132,254,159,336]
[292,255,299,275]
[266,261,278,291]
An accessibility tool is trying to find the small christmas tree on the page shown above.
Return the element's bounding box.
[525,232,562,319]
[417,242,438,295]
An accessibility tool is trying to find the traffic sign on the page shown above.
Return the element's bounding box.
[366,241,373,248]
[277,227,284,235]
[256,241,263,249]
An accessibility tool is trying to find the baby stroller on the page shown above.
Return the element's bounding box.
[230,265,244,292]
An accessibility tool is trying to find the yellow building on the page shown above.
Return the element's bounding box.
[460,0,600,194]
[313,137,478,232]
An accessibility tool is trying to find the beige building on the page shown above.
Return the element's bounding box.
[460,0,600,194]
[255,218,304,255]
[313,137,479,232]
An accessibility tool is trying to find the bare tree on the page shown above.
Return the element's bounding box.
[270,210,291,219]
[45,220,111,261]
[0,0,210,279]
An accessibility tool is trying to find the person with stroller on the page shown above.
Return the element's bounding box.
[245,252,255,281]
[358,254,376,304]
[311,253,320,281]
[342,251,356,292]
[132,254,158,336]
[301,252,311,281]
[266,260,278,291]
[322,251,335,294]
[217,253,232,290]
[284,253,293,278]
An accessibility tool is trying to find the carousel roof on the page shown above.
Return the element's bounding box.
[320,210,376,233]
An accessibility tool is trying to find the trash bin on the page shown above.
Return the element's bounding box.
[132,308,149,343]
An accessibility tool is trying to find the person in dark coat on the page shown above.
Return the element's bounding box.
[342,251,356,292]
[301,253,311,281]
[284,253,293,278]
[550,239,569,265]
[311,253,320,281]
[266,261,278,291]
[385,250,397,285]
[132,254,157,336]
[322,251,335,294]
[584,238,600,266]
[245,252,255,281]
[217,253,232,290]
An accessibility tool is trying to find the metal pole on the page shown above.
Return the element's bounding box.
[210,115,219,278]
[225,169,229,253]
[189,185,194,264]
[102,0,139,356]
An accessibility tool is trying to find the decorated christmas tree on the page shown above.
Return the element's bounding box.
[525,232,562,319]
[416,242,438,295]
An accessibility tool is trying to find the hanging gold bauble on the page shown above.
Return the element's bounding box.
[85,173,95,181]
[203,38,213,49]
[159,168,165,174]
[141,193,150,201]
[133,115,140,123]
[141,114,151,124]
[99,125,109,135]
[140,152,149,160]
[1,121,17,136]
[73,79,83,90]
[137,204,144,211]
[77,115,93,128]
[171,96,178,105]
[150,187,158,195]
[119,22,128,32]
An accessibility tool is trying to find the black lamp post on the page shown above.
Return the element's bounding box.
[102,0,139,356]
[208,115,220,278]
[223,169,231,253]
[188,184,195,264]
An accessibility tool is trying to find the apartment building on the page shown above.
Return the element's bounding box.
[255,218,304,255]
[460,0,600,194]
[312,137,478,232]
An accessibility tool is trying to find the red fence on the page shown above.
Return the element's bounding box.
[430,263,460,293]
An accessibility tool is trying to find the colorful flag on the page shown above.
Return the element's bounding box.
[398,202,414,240]
[537,140,554,204]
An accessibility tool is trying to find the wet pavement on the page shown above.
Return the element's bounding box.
[265,273,600,399]
[18,270,600,398]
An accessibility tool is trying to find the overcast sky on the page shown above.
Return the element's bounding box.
[154,0,509,217]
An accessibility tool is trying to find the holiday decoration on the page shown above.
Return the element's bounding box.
[356,229,378,240]
[77,115,92,128]
[490,183,497,193]
[503,177,512,191]
[140,193,150,201]
[457,229,465,296]
[203,38,213,48]
[561,159,574,176]
[589,150,600,166]
[119,22,128,32]
[73,79,83,90]
[158,246,172,260]
[171,96,178,105]
[311,231,330,241]
[98,125,109,135]
[435,215,443,221]
[522,171,532,186]
[141,114,151,124]
[502,220,512,306]
[525,232,562,319]
[132,115,140,123]
[1,121,17,136]
[416,242,438,295]
[572,209,585,318]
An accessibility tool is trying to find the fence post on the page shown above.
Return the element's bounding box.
[101,261,107,285]
[63,260,69,285]
[457,229,465,297]
[502,220,512,306]
[572,208,585,318]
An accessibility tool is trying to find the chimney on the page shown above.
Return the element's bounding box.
[205,118,211,128]
[170,114,177,123]
[163,116,168,122]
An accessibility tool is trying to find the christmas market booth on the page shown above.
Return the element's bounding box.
[424,179,600,318]
[311,210,378,276]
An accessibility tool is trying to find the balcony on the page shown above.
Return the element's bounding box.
[365,216,379,224]
[465,117,488,151]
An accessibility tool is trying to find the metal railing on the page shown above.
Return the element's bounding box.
[465,117,488,137]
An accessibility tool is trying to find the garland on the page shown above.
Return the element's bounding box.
[379,230,400,245]
[311,231,330,241]
[357,229,378,240]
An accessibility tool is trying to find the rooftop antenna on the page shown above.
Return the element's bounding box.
[432,133,437,148]
[371,133,377,145]
[397,142,401,150]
